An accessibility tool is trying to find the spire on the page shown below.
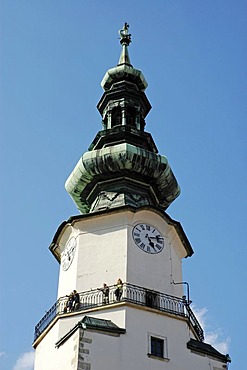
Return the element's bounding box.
[118,23,132,66]
[65,24,181,214]
[101,23,147,92]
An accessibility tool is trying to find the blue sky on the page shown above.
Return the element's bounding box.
[1,1,246,369]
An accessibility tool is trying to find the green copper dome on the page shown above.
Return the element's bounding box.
[65,24,180,214]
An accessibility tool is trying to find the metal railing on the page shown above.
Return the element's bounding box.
[34,283,204,342]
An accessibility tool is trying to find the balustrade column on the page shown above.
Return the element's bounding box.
[122,107,126,126]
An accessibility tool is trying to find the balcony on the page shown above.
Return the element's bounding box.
[33,283,204,342]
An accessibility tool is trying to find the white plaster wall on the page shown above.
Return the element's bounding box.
[35,208,228,370]
[57,307,126,342]
[35,305,227,370]
[81,306,226,370]
[57,212,129,298]
[34,308,126,370]
[55,330,79,370]
[121,306,190,369]
[34,321,79,370]
[84,329,123,370]
[127,210,185,297]
[83,305,127,329]
[56,209,187,299]
[34,324,58,370]
[120,306,226,370]
[76,222,127,292]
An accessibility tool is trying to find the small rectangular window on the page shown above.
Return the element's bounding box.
[148,333,168,360]
[151,336,164,358]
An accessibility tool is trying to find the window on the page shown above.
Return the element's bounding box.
[111,107,122,127]
[151,336,164,357]
[148,333,168,360]
[126,107,136,127]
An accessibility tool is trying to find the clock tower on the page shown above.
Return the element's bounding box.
[33,24,231,370]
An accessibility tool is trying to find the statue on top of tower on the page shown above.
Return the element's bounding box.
[118,22,132,46]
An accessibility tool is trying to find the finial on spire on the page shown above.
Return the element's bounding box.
[118,23,132,46]
[118,23,132,66]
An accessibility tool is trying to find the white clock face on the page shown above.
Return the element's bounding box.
[61,237,77,271]
[132,223,164,254]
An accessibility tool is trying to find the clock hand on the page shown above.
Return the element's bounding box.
[147,236,155,248]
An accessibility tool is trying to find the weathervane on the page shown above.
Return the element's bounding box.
[118,23,132,46]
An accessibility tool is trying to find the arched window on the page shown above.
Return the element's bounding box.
[111,107,122,127]
[126,107,136,127]
[140,117,145,131]
[103,116,107,130]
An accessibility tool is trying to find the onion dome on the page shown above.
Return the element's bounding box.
[101,23,148,92]
[65,24,180,214]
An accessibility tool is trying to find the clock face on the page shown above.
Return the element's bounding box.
[132,223,164,254]
[61,236,77,271]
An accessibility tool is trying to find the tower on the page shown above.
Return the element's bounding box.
[33,24,231,370]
